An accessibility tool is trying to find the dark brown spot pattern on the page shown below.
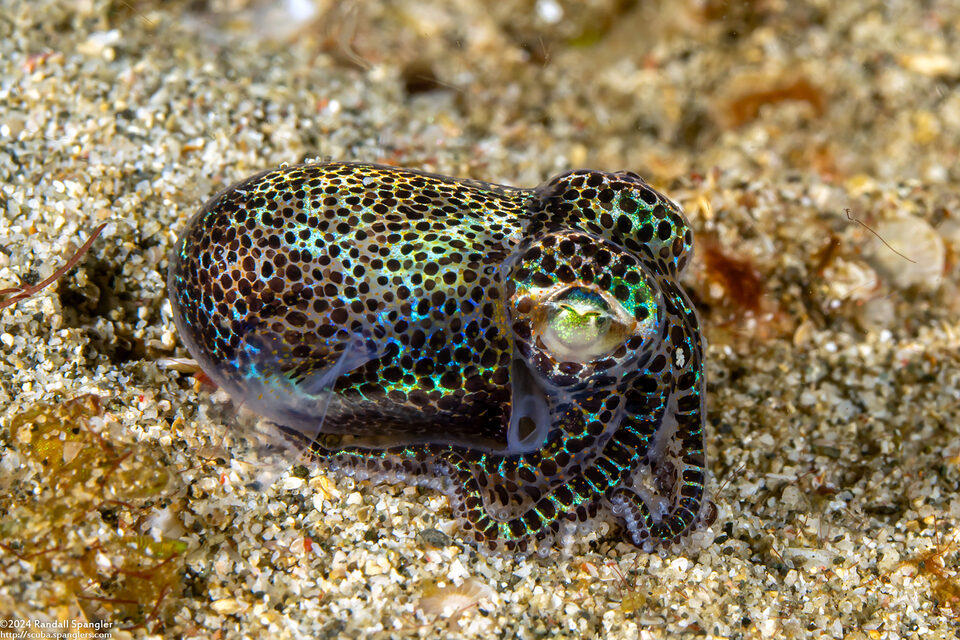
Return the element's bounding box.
[168,162,706,555]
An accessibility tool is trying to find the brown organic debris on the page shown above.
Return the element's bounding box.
[721,77,825,128]
[0,395,187,631]
[0,223,107,310]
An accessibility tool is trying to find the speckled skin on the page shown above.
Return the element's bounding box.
[168,162,706,554]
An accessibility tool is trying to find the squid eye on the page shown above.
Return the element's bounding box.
[550,304,611,346]
[538,287,633,362]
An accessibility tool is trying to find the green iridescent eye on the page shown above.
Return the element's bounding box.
[538,287,634,362]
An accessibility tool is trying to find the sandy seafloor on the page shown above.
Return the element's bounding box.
[1,0,960,638]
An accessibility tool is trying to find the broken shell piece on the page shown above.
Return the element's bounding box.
[870,216,945,290]
[823,258,880,303]
[419,578,497,617]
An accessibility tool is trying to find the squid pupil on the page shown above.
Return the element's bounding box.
[552,305,609,347]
